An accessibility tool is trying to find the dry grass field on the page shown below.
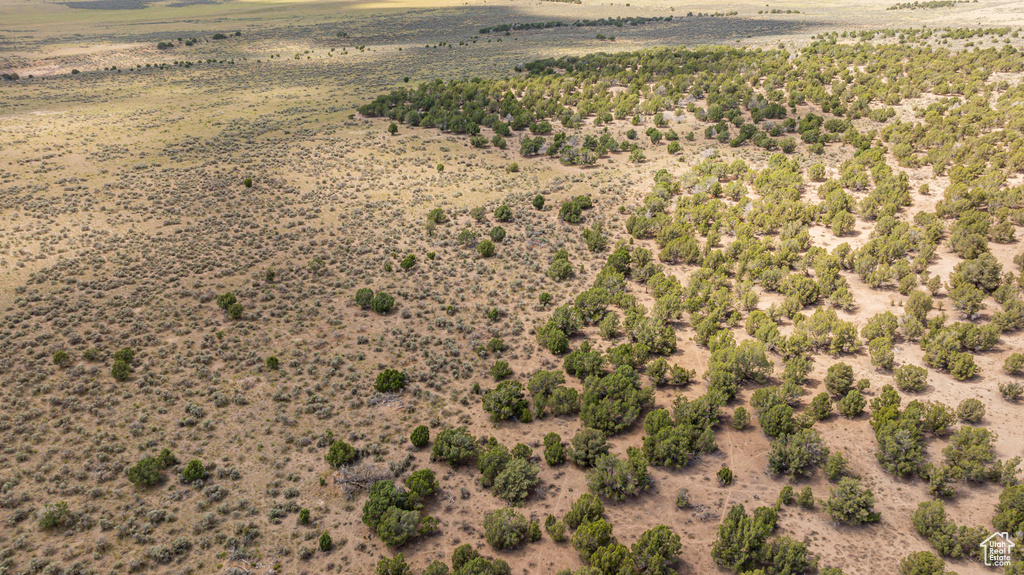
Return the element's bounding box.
[2,1,1024,575]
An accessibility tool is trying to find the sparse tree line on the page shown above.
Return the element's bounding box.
[478,16,672,35]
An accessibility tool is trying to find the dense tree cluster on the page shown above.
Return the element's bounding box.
[641,393,719,467]
[362,478,438,546]
[352,27,1024,575]
[712,504,813,573]
[478,438,540,504]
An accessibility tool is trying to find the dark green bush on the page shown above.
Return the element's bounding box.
[894,364,928,392]
[571,518,614,562]
[490,360,513,380]
[899,551,948,575]
[182,460,206,483]
[586,448,651,500]
[126,457,164,487]
[767,428,829,479]
[823,478,880,524]
[355,288,375,308]
[956,398,985,423]
[569,427,609,467]
[216,292,236,310]
[38,502,72,530]
[564,492,604,529]
[111,359,131,381]
[543,432,565,465]
[371,292,395,314]
[52,350,71,367]
[410,425,429,448]
[717,465,734,486]
[493,458,539,505]
[632,525,682,575]
[477,239,496,257]
[376,554,410,575]
[325,440,357,467]
[375,369,407,393]
[319,532,332,552]
[431,427,477,467]
[483,508,530,550]
[824,363,854,396]
[482,380,529,423]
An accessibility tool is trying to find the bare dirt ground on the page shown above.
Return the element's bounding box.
[1,1,1023,575]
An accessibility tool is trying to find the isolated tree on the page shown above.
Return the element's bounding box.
[126,457,164,487]
[355,288,374,308]
[182,460,206,483]
[431,427,477,467]
[404,468,438,501]
[570,427,609,467]
[543,432,565,465]
[52,350,71,368]
[375,369,407,393]
[493,458,539,505]
[942,426,996,481]
[571,518,614,562]
[899,551,949,575]
[894,365,927,392]
[38,502,72,531]
[111,359,131,381]
[823,478,880,525]
[482,380,529,423]
[216,292,236,310]
[767,428,830,479]
[371,292,395,314]
[426,208,447,225]
[113,346,135,363]
[319,532,333,552]
[956,398,985,423]
[869,337,894,371]
[325,439,356,467]
[1005,353,1024,376]
[808,392,833,421]
[484,508,530,550]
[410,425,429,448]
[825,363,854,396]
[564,492,604,529]
[477,239,496,258]
[632,525,682,575]
[824,451,850,482]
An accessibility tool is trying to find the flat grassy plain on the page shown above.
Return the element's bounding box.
[1,1,1024,575]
